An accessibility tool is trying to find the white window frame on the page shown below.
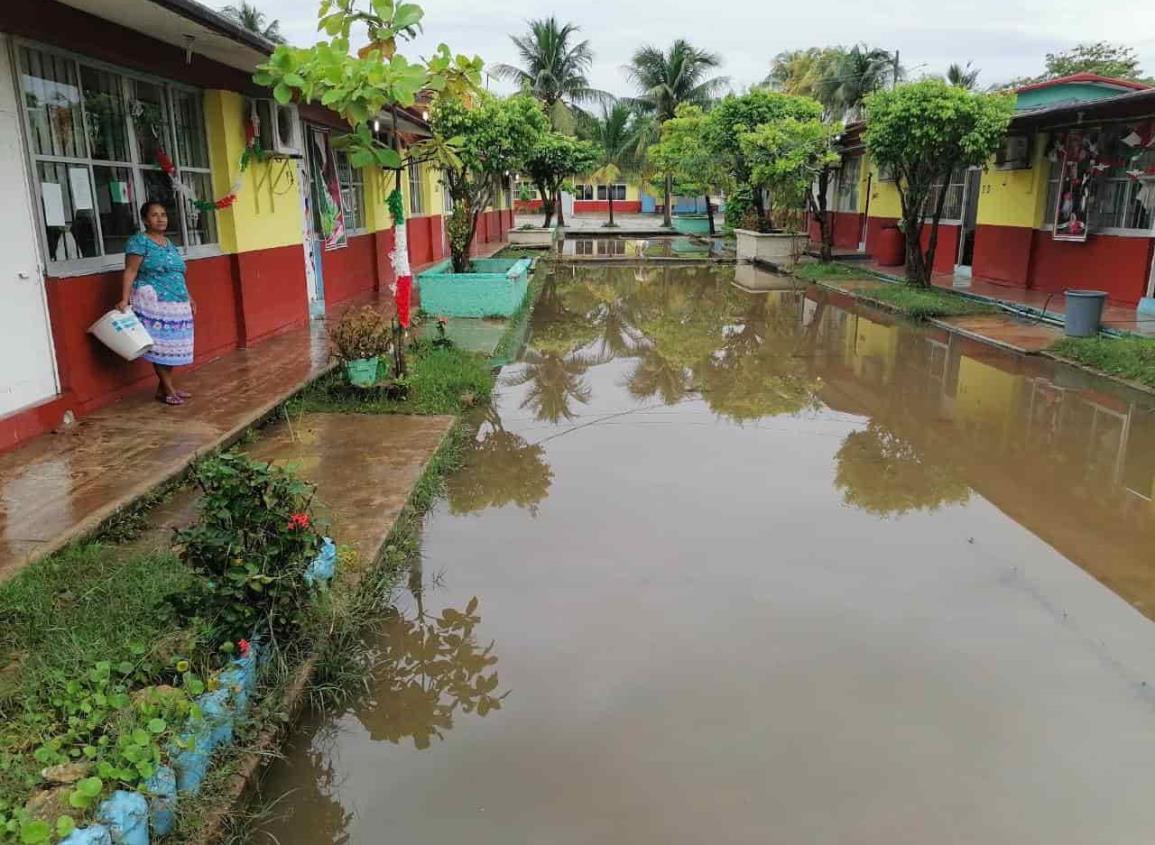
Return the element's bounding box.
[12,40,220,277]
[596,183,627,201]
[334,148,365,235]
[573,183,594,201]
[924,167,966,224]
[835,156,861,213]
[1040,128,1155,238]
[407,160,425,216]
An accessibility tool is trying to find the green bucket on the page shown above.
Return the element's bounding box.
[344,356,379,387]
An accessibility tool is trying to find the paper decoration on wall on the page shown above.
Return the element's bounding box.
[68,167,94,211]
[1053,130,1094,242]
[41,181,66,227]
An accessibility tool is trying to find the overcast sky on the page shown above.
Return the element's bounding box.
[252,0,1155,96]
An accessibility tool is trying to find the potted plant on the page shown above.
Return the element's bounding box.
[328,306,392,387]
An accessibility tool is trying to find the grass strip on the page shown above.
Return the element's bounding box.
[792,261,874,282]
[860,285,998,320]
[1050,336,1155,389]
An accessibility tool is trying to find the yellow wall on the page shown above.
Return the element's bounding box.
[863,153,903,219]
[975,135,1051,229]
[847,314,899,384]
[203,90,302,254]
[954,356,1022,438]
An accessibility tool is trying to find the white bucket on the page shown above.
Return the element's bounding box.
[88,308,155,361]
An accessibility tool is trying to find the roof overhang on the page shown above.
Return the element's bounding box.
[1011,88,1155,131]
[53,0,273,73]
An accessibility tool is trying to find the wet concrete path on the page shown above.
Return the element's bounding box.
[258,265,1155,844]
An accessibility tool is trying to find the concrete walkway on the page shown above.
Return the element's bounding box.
[847,256,1155,336]
[0,317,334,581]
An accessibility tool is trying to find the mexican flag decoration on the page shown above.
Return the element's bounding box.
[387,188,412,328]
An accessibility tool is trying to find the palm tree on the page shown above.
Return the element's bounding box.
[220,2,285,43]
[765,48,841,100]
[491,18,610,132]
[946,61,980,90]
[582,103,641,228]
[625,40,728,226]
[817,44,896,120]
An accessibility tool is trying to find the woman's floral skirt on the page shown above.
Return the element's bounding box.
[131,284,194,367]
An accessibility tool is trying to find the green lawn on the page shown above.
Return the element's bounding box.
[1050,336,1155,388]
[863,285,998,320]
[792,261,873,282]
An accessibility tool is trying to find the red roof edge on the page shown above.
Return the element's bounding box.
[1014,72,1151,94]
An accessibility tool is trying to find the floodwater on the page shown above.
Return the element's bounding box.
[257,263,1155,844]
[560,234,730,260]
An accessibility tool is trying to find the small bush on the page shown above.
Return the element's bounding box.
[173,453,323,649]
[327,306,392,362]
[1050,336,1155,387]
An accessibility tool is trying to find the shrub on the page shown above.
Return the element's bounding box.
[327,306,392,362]
[173,453,323,649]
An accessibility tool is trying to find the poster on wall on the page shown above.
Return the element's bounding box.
[1053,130,1094,242]
[309,128,346,250]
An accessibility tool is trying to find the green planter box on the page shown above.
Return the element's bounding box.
[418,258,532,318]
[672,215,710,235]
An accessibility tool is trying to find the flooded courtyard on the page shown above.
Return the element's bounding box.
[258,263,1155,844]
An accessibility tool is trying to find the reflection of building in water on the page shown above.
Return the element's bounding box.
[804,287,1155,616]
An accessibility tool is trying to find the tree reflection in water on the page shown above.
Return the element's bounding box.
[834,422,970,517]
[353,597,504,749]
[447,408,553,515]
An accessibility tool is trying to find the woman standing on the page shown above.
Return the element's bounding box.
[116,201,196,405]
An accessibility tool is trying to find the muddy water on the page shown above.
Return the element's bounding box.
[257,264,1155,844]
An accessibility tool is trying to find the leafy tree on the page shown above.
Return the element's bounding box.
[490,17,610,132]
[1045,42,1142,80]
[703,90,821,229]
[817,44,898,120]
[430,94,548,272]
[582,103,641,228]
[740,114,840,250]
[648,104,728,234]
[221,1,286,43]
[522,132,599,228]
[946,61,980,90]
[864,80,1013,286]
[626,40,729,227]
[765,48,842,101]
[834,422,970,516]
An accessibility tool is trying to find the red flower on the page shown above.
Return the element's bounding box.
[286,512,311,530]
[238,638,251,657]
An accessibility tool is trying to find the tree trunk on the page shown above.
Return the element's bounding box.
[922,179,952,286]
[535,180,552,228]
[705,194,715,235]
[555,183,566,227]
[753,188,767,230]
[903,220,927,286]
[816,168,833,261]
[662,174,673,227]
[607,188,615,227]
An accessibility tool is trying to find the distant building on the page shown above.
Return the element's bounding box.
[821,74,1155,307]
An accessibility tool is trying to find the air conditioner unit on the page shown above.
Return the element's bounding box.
[251,99,303,157]
[995,134,1032,170]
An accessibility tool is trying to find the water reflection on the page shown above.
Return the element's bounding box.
[353,597,504,749]
[447,408,553,516]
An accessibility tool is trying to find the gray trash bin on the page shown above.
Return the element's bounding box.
[1064,290,1107,337]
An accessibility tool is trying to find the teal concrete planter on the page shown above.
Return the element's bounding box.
[672,215,711,235]
[418,258,532,318]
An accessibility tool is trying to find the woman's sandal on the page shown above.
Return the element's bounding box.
[156,393,185,406]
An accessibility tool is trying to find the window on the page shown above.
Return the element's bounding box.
[573,184,594,201]
[835,156,860,212]
[334,150,364,233]
[926,167,966,221]
[18,44,217,268]
[408,161,425,215]
[441,171,454,213]
[596,184,627,201]
[516,180,538,201]
[1043,128,1155,232]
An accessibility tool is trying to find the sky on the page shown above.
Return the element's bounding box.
[255,0,1155,97]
